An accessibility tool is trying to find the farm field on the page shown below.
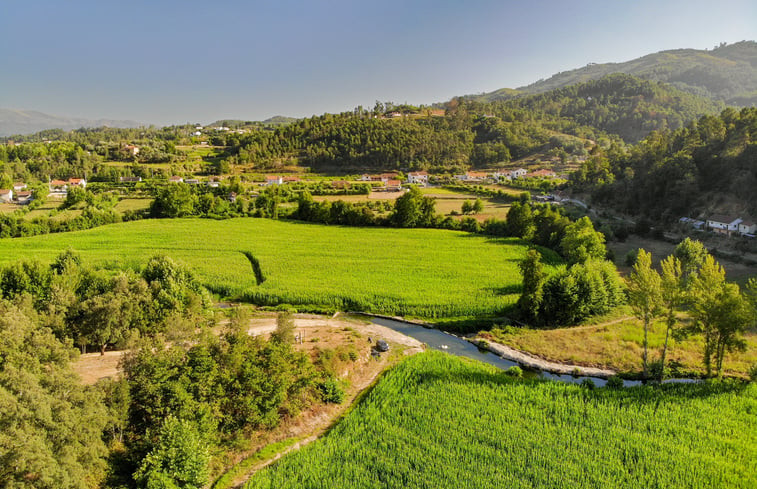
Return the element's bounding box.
[0,218,548,318]
[246,352,757,489]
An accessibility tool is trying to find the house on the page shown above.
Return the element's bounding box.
[119,176,142,183]
[407,171,429,185]
[283,176,300,183]
[15,190,32,204]
[679,217,705,230]
[385,179,402,191]
[511,168,528,179]
[526,169,557,178]
[169,176,184,183]
[49,179,69,194]
[228,192,238,203]
[185,179,200,185]
[69,178,86,188]
[492,171,511,181]
[380,172,399,182]
[206,181,221,188]
[265,175,283,186]
[360,174,373,181]
[707,214,742,236]
[738,219,756,236]
[13,182,27,191]
[0,189,12,203]
[456,171,488,182]
[124,144,140,156]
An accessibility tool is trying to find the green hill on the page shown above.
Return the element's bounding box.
[478,41,757,107]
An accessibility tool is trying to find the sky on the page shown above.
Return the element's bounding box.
[2,0,756,125]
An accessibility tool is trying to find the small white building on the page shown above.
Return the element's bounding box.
[738,219,756,236]
[511,168,528,179]
[169,176,184,183]
[69,178,87,188]
[15,191,32,204]
[0,189,13,203]
[265,175,283,186]
[407,171,429,185]
[13,182,27,191]
[707,214,742,236]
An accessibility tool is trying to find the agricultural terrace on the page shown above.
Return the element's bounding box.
[0,218,553,318]
[246,352,757,489]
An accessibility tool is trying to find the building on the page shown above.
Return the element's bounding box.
[0,189,12,203]
[13,182,27,191]
[124,144,140,156]
[265,175,283,186]
[407,171,429,185]
[385,179,402,191]
[169,176,184,183]
[738,219,756,236]
[15,190,32,204]
[679,217,705,230]
[511,168,528,179]
[69,178,87,188]
[185,179,200,185]
[707,215,742,236]
[283,176,300,183]
[119,176,142,183]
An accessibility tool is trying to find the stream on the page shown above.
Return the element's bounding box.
[370,317,701,387]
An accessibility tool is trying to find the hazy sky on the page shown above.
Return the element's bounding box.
[2,0,756,125]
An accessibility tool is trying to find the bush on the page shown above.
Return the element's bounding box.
[505,366,523,378]
[581,378,596,389]
[606,376,624,389]
[748,364,757,382]
[319,377,346,404]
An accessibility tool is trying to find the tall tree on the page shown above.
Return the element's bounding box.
[688,255,726,377]
[559,216,606,265]
[711,284,752,379]
[517,249,546,323]
[626,249,662,378]
[673,238,708,285]
[658,255,684,381]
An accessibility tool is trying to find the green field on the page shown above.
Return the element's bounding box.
[0,218,545,318]
[246,352,757,489]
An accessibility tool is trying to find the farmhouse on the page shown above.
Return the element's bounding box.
[511,168,528,179]
[707,214,742,236]
[265,175,283,185]
[15,191,32,204]
[679,217,705,230]
[124,144,140,156]
[69,178,87,188]
[13,182,27,191]
[738,219,756,236]
[0,189,12,203]
[169,176,184,183]
[407,171,429,185]
[185,179,200,185]
[283,176,300,183]
[385,179,402,191]
[456,171,488,182]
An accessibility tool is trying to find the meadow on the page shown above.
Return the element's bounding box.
[246,352,757,489]
[0,218,547,318]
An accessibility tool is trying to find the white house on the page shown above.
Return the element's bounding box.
[69,178,86,188]
[407,171,429,185]
[492,171,511,181]
[0,189,12,203]
[15,190,32,204]
[707,215,742,236]
[738,219,756,236]
[124,144,140,156]
[511,168,528,179]
[13,182,27,191]
[265,175,283,186]
[169,176,184,183]
[185,179,200,185]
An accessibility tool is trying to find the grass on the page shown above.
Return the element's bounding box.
[245,352,757,489]
[113,198,152,213]
[0,218,550,319]
[483,316,757,378]
[211,437,303,489]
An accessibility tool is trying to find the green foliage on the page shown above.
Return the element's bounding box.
[390,187,436,228]
[319,376,346,404]
[626,250,663,378]
[560,216,607,265]
[505,365,523,377]
[516,249,545,323]
[0,301,109,488]
[246,352,757,489]
[605,375,624,389]
[271,312,295,344]
[506,201,535,240]
[133,417,210,489]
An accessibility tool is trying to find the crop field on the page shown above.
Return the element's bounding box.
[0,218,547,318]
[246,352,757,489]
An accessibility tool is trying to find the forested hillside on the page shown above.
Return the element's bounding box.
[478,41,757,107]
[571,107,757,219]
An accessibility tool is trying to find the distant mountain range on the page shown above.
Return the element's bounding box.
[473,41,757,107]
[0,109,143,137]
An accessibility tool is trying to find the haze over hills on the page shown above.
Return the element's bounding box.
[0,108,143,137]
[475,41,757,106]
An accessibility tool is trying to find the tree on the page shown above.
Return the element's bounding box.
[517,249,545,323]
[150,184,198,218]
[658,254,684,381]
[688,255,726,377]
[626,249,662,378]
[673,238,708,285]
[506,201,535,240]
[133,417,210,489]
[472,198,484,214]
[461,200,473,215]
[559,216,606,265]
[271,311,295,344]
[711,284,752,379]
[390,186,435,227]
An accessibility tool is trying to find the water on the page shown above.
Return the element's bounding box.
[369,317,612,386]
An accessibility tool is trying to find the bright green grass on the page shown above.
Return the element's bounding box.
[246,352,757,489]
[0,218,545,318]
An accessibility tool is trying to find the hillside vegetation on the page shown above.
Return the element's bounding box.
[0,218,552,319]
[247,352,757,489]
[479,41,757,107]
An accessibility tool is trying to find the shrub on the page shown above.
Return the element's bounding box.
[319,377,346,404]
[505,366,523,378]
[606,376,624,389]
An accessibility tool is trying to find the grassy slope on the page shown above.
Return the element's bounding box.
[0,218,547,318]
[246,352,756,489]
